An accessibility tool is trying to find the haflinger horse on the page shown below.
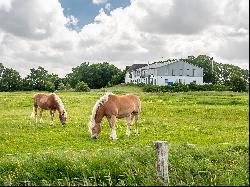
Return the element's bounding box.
[89,92,141,140]
[31,93,67,126]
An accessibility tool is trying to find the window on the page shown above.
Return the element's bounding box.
[179,69,183,76]
[165,69,169,76]
[192,69,195,76]
[172,69,175,76]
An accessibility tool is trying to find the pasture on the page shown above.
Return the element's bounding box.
[0,85,249,186]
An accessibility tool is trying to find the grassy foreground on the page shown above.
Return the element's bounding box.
[0,85,249,186]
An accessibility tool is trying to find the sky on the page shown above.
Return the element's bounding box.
[0,0,249,77]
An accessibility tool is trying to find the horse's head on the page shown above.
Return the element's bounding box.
[59,109,67,125]
[89,120,101,139]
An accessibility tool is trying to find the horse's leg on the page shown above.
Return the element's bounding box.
[39,109,43,124]
[126,115,132,136]
[134,113,139,136]
[50,110,55,125]
[108,115,118,140]
[34,106,38,123]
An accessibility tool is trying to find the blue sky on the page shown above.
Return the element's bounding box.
[59,0,131,29]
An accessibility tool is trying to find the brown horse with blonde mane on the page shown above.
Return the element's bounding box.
[31,93,67,126]
[89,92,141,140]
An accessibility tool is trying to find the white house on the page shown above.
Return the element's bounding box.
[125,60,203,85]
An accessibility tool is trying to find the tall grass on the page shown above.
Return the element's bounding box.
[0,86,248,186]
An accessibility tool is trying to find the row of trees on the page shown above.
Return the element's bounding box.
[1,55,249,92]
[0,62,126,92]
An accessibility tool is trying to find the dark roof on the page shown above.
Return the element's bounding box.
[127,64,148,72]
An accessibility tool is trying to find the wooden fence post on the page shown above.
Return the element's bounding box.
[153,141,169,183]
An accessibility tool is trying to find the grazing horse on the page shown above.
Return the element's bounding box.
[89,92,141,140]
[31,93,67,126]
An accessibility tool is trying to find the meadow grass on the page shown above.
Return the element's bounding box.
[0,85,249,186]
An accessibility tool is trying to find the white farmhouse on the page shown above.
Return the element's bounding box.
[125,60,203,85]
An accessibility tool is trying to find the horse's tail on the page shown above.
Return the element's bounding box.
[138,98,141,112]
[135,96,141,112]
[30,107,35,118]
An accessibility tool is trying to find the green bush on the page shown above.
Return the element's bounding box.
[75,81,90,92]
[142,83,230,93]
[58,82,66,91]
[44,81,55,92]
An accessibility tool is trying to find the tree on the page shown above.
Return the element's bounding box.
[44,81,55,92]
[229,76,247,92]
[24,67,49,90]
[108,70,126,86]
[0,66,22,91]
[65,62,122,89]
[48,73,61,90]
[0,63,4,77]
[181,55,249,88]
[23,66,62,91]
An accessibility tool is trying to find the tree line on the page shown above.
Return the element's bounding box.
[0,62,125,92]
[0,55,249,92]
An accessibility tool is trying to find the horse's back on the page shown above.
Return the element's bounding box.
[33,93,57,109]
[107,94,141,116]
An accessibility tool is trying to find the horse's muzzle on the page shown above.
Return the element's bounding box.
[91,134,97,139]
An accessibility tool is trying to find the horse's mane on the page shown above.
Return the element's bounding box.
[52,93,65,113]
[89,92,115,129]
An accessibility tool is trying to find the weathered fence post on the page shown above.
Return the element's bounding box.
[153,141,169,184]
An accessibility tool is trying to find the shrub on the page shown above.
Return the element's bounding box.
[58,83,66,91]
[142,83,230,93]
[75,82,90,92]
[44,81,55,92]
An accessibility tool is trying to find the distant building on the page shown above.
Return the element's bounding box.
[125,60,203,85]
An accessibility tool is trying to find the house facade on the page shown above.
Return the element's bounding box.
[125,60,203,86]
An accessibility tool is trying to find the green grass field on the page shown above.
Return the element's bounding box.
[0,85,249,186]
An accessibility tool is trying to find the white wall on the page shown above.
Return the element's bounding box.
[125,72,131,83]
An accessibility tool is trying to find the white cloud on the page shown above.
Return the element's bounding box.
[66,15,79,26]
[0,0,13,11]
[92,0,108,5]
[0,0,248,78]
[104,3,111,11]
